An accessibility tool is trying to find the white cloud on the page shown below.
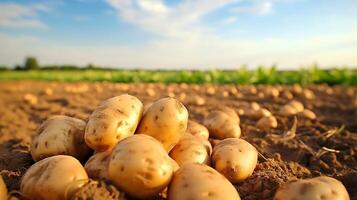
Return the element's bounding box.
[0,2,50,29]
[232,0,273,15]
[1,31,357,69]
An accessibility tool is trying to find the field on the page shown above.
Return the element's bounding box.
[1,67,357,85]
[0,80,356,199]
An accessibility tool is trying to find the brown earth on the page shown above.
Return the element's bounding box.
[0,81,356,200]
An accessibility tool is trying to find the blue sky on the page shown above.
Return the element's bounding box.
[0,0,357,69]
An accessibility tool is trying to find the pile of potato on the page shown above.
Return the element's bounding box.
[0,94,349,200]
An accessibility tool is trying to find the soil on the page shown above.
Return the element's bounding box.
[0,81,356,200]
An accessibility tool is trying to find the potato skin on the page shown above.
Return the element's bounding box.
[0,175,7,200]
[108,134,174,199]
[84,150,111,180]
[274,176,350,200]
[136,97,188,151]
[30,115,91,162]
[168,163,240,200]
[169,134,210,167]
[186,120,209,140]
[21,155,88,200]
[204,111,241,139]
[212,138,258,183]
[85,94,143,151]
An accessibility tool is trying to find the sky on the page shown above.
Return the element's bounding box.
[0,0,357,69]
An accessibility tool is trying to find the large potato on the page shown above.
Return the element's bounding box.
[108,134,174,199]
[30,115,91,162]
[84,150,111,180]
[212,138,258,183]
[186,120,209,140]
[85,94,143,151]
[203,111,241,139]
[274,176,350,200]
[21,155,88,200]
[0,175,7,200]
[136,97,188,151]
[168,163,240,200]
[169,134,210,166]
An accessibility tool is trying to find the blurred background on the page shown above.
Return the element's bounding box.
[0,0,356,84]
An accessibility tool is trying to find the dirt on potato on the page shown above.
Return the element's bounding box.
[0,81,356,200]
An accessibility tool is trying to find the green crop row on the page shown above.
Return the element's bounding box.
[0,67,356,85]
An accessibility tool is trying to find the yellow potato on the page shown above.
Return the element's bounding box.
[136,97,188,151]
[108,134,174,199]
[217,106,240,124]
[168,163,240,200]
[274,176,349,200]
[212,138,258,183]
[256,116,278,130]
[84,150,111,180]
[85,94,143,151]
[169,134,210,166]
[279,105,298,116]
[186,120,209,140]
[203,111,241,139]
[298,109,317,120]
[30,115,91,162]
[287,100,304,112]
[21,155,88,200]
[0,175,7,200]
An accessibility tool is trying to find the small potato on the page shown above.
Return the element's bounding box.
[256,116,278,130]
[108,134,174,199]
[204,111,241,139]
[0,175,7,200]
[186,120,209,140]
[84,150,111,180]
[303,89,315,99]
[85,94,143,151]
[31,115,91,162]
[136,97,188,151]
[274,176,349,200]
[287,100,304,112]
[279,105,298,116]
[168,163,240,200]
[217,106,240,124]
[21,155,88,200]
[298,109,317,120]
[169,134,210,166]
[212,138,258,183]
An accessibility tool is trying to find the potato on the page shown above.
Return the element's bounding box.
[136,97,188,151]
[0,175,7,200]
[197,136,213,155]
[108,134,173,199]
[203,111,241,139]
[212,138,258,183]
[287,100,304,112]
[143,102,153,115]
[298,109,317,120]
[85,94,143,151]
[30,115,91,162]
[168,163,240,200]
[84,150,111,180]
[274,176,349,200]
[169,134,210,166]
[279,105,298,116]
[21,155,88,200]
[187,120,209,140]
[217,106,240,124]
[256,116,278,130]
